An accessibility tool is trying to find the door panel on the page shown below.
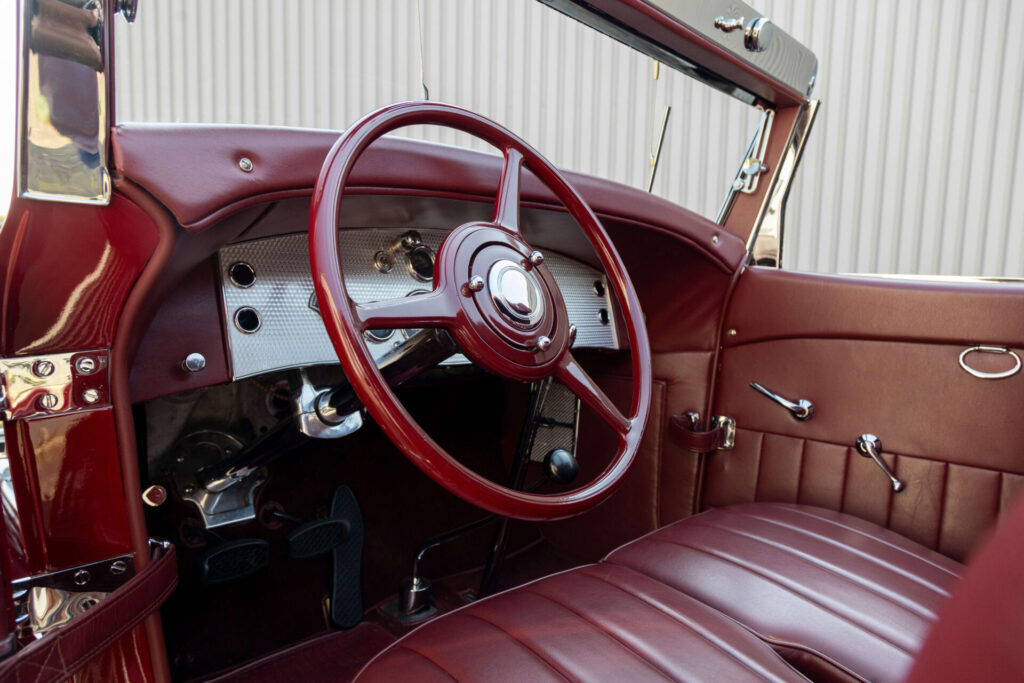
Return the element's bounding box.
[707,267,1024,561]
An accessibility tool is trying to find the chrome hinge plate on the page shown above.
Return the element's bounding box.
[0,350,110,421]
[12,553,135,639]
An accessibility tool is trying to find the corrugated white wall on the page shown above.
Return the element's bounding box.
[115,0,1024,277]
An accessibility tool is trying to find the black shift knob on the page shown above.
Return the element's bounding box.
[544,448,579,485]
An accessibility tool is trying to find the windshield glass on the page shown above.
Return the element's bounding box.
[114,0,760,220]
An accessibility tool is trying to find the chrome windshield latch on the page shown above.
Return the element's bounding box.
[749,382,813,421]
[855,434,905,493]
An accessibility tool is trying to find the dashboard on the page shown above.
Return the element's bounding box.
[218,228,620,379]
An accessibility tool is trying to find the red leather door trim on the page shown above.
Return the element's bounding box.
[709,267,1024,560]
[723,267,1024,347]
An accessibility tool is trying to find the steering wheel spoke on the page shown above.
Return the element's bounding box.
[556,353,631,436]
[492,147,524,232]
[352,288,458,332]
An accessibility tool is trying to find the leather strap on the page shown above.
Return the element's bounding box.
[0,545,177,683]
[670,413,728,452]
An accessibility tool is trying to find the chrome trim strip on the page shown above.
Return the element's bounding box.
[15,0,111,205]
[539,0,817,105]
[747,99,820,267]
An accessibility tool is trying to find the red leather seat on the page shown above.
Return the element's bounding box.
[357,562,804,682]
[357,503,962,682]
[605,503,962,682]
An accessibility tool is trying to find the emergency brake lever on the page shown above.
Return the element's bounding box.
[749,382,813,421]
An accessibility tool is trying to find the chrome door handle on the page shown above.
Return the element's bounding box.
[855,434,905,493]
[749,382,813,421]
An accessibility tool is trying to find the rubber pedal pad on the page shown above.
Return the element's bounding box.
[330,486,364,629]
[288,518,350,559]
[199,539,269,585]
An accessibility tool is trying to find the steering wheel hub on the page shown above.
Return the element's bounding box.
[488,259,544,329]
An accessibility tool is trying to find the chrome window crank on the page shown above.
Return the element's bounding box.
[855,434,905,493]
[749,382,813,421]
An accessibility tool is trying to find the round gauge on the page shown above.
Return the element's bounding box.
[406,245,435,282]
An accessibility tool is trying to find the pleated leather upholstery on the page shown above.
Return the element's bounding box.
[358,503,963,682]
[357,563,804,682]
[606,503,963,683]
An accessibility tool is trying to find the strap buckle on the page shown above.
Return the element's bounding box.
[671,412,736,452]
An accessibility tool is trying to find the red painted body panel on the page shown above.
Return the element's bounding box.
[0,190,164,682]
[5,410,132,572]
[0,196,158,358]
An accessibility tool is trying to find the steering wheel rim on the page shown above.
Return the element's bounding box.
[310,101,652,521]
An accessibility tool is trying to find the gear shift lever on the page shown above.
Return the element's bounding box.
[544,448,579,484]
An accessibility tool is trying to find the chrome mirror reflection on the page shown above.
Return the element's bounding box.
[16,0,111,205]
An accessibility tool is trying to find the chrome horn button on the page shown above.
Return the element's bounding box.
[487,259,545,328]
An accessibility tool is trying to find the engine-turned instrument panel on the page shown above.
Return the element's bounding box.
[219,228,619,379]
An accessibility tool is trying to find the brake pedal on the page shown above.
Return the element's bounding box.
[199,539,269,585]
[288,518,350,559]
[330,486,364,629]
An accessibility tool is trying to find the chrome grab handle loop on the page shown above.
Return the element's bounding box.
[749,382,813,421]
[958,345,1021,380]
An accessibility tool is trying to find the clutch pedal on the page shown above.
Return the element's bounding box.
[329,486,364,629]
[199,539,269,585]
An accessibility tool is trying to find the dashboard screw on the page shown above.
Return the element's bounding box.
[33,360,55,378]
[82,388,101,404]
[238,157,254,172]
[38,393,59,410]
[568,325,577,344]
[74,356,97,375]
[466,276,485,293]
[535,336,552,352]
[527,251,544,266]
[109,560,128,575]
[73,570,90,586]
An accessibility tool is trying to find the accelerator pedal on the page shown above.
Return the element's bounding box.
[330,486,364,629]
[200,539,269,585]
[288,517,350,559]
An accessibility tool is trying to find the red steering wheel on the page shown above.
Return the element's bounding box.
[310,101,652,521]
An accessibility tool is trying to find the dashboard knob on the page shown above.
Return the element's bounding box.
[182,353,207,373]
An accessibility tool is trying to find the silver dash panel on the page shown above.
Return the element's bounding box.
[219,229,618,379]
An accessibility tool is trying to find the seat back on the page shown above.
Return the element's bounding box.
[906,493,1024,681]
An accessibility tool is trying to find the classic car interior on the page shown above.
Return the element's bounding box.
[3,1,1024,682]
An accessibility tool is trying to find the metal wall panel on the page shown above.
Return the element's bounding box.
[115,0,1024,277]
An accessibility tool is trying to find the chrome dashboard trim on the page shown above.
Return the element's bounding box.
[218,229,619,380]
[748,99,820,267]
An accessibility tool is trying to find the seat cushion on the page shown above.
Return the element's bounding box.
[356,563,804,682]
[605,503,963,683]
